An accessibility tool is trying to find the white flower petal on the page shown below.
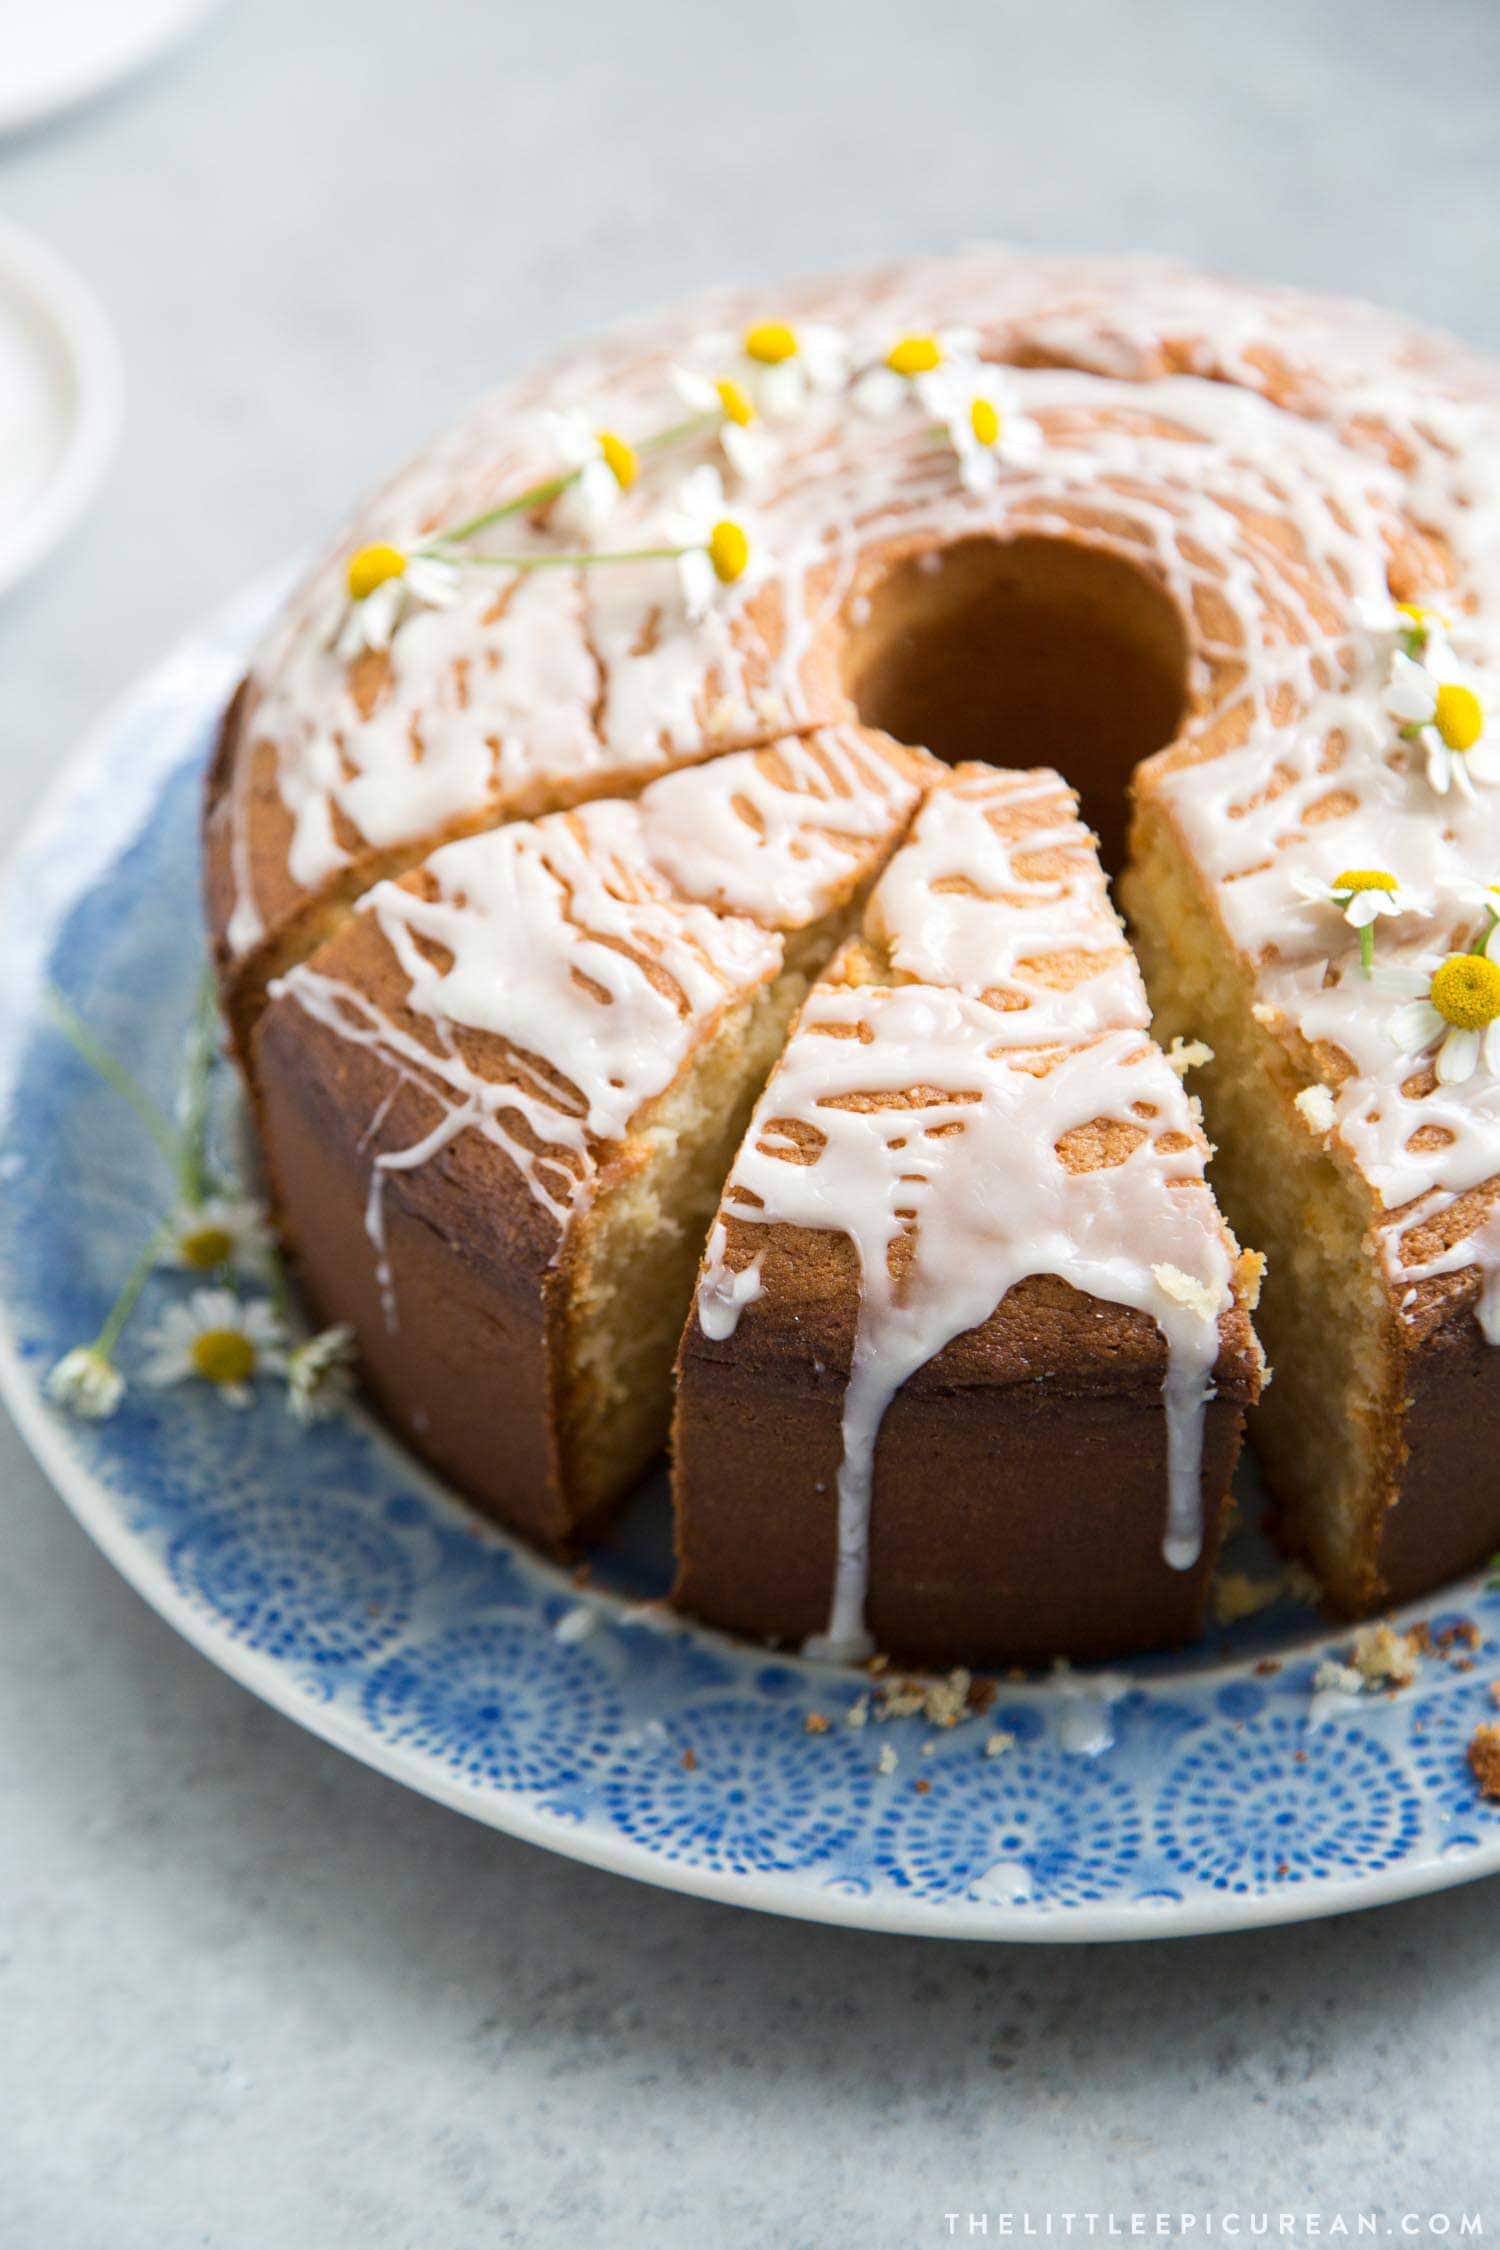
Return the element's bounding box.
[670,365,719,415]
[676,548,716,620]
[851,367,907,418]
[1345,891,1387,928]
[1386,652,1438,725]
[1387,998,1445,1052]
[1436,1026,1481,1084]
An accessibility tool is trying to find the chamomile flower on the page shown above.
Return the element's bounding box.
[925,363,1043,492]
[286,1324,357,1423]
[723,320,848,421]
[1381,928,1500,1084]
[47,1345,124,1421]
[851,328,982,418]
[140,1290,287,1409]
[336,544,462,660]
[159,1194,272,1276]
[1384,647,1497,797]
[546,413,641,539]
[1357,595,1452,658]
[669,367,771,483]
[1291,866,1419,973]
[666,465,760,620]
[1445,874,1500,926]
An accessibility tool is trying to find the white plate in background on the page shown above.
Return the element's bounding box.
[0,0,224,138]
[0,220,122,599]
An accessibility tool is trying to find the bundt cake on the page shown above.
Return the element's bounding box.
[206,249,1500,1665]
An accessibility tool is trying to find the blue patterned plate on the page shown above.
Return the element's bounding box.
[4,576,1499,1942]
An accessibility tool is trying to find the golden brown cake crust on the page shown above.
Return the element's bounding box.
[674,1221,1260,1665]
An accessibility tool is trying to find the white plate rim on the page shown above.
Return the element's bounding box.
[0,218,123,600]
[0,0,224,140]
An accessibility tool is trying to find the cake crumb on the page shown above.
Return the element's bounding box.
[803,1711,830,1736]
[1312,1658,1363,1697]
[1488,1681,1500,1709]
[845,1694,870,1730]
[1351,1622,1420,1690]
[1251,1002,1280,1028]
[876,1744,898,1776]
[1166,1035,1214,1076]
[1151,1262,1220,1322]
[914,1777,931,1795]
[1468,1722,1500,1801]
[1293,1084,1337,1135]
[1254,1657,1283,1677]
[1213,1570,1285,1627]
[681,1748,697,1771]
[985,1729,1017,1759]
[553,1603,598,1644]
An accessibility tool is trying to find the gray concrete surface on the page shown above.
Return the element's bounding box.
[3,1,1499,2241]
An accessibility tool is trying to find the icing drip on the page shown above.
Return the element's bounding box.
[701,986,1231,1661]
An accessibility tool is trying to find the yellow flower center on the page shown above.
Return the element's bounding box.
[707,520,750,586]
[346,544,406,601]
[886,334,942,377]
[715,377,755,427]
[596,430,638,490]
[1332,869,1398,895]
[1430,952,1500,1031]
[744,322,798,365]
[1434,681,1484,752]
[969,396,1001,448]
[179,1224,235,1270]
[190,1329,258,1385]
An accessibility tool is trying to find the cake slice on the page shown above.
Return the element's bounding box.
[252,729,927,1549]
[1125,729,1500,1614]
[674,766,1264,1664]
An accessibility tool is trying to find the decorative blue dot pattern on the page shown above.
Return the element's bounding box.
[3,582,1500,1938]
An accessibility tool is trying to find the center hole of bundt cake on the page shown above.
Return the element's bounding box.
[843,536,1189,870]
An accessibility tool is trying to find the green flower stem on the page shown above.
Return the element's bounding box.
[47,987,181,1176]
[435,413,717,550]
[422,544,691,574]
[440,471,579,544]
[175,972,220,1208]
[1359,924,1375,976]
[94,1221,173,1359]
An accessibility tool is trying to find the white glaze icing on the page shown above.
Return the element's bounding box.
[221,254,1498,996]
[699,979,1232,1661]
[271,803,787,1325]
[865,766,1147,1040]
[635,726,924,930]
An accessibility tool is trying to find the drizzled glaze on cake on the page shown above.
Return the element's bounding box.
[269,730,925,1317]
[700,769,1235,1659]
